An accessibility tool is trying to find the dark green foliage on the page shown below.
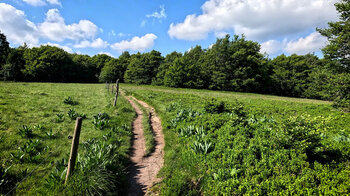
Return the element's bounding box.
[44,158,67,191]
[331,73,350,111]
[1,46,26,81]
[125,50,163,84]
[67,108,86,120]
[0,31,10,66]
[269,54,318,97]
[0,165,23,194]
[204,99,226,114]
[92,112,110,129]
[317,0,350,70]
[22,45,74,82]
[161,99,350,195]
[18,125,34,138]
[164,46,204,88]
[205,35,268,92]
[11,139,47,163]
[55,113,64,123]
[153,51,182,85]
[63,96,78,105]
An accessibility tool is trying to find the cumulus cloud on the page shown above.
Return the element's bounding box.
[45,42,73,53]
[260,32,328,55]
[74,38,109,48]
[22,0,61,6]
[260,40,285,55]
[46,0,61,6]
[146,5,167,20]
[111,33,157,52]
[284,32,327,55]
[0,3,39,45]
[168,0,338,41]
[0,3,101,49]
[39,9,98,42]
[98,51,114,57]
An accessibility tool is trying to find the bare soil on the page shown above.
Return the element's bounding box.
[125,95,164,196]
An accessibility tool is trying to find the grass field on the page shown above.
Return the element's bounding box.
[0,82,135,195]
[122,84,350,195]
[1,82,350,195]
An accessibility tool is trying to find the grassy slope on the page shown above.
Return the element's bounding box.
[122,83,350,195]
[0,82,134,194]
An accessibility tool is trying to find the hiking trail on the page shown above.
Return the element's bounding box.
[124,95,164,196]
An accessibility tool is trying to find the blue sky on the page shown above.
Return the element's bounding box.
[0,0,339,57]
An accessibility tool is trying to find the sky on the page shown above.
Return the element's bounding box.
[0,0,339,58]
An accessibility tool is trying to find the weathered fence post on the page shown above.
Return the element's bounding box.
[65,117,83,184]
[113,79,120,107]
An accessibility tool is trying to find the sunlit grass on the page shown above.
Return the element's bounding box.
[0,82,134,194]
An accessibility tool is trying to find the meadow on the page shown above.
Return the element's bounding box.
[122,84,350,195]
[0,82,135,195]
[1,82,350,195]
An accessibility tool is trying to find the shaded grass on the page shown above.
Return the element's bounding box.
[0,82,135,195]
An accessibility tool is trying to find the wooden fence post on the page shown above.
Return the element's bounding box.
[65,117,83,184]
[113,79,120,107]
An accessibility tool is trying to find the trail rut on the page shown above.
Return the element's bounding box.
[125,95,164,196]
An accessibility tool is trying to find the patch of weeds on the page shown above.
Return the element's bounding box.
[44,158,67,190]
[11,139,48,163]
[18,125,34,138]
[67,109,86,120]
[55,113,64,123]
[191,140,212,154]
[64,96,78,105]
[92,112,110,130]
[45,129,56,139]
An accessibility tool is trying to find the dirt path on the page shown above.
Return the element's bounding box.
[125,95,164,196]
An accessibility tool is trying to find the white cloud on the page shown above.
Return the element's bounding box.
[0,3,39,45]
[39,9,98,42]
[46,0,61,6]
[22,0,61,6]
[111,33,157,52]
[74,38,109,48]
[45,42,73,53]
[146,5,167,20]
[168,0,338,41]
[260,40,284,55]
[109,30,116,37]
[140,20,146,27]
[284,32,327,55]
[260,32,328,55]
[98,51,114,57]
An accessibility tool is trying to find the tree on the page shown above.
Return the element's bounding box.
[164,46,205,88]
[22,45,73,82]
[124,50,163,84]
[270,54,320,97]
[2,45,27,81]
[205,35,267,92]
[317,0,350,70]
[71,54,98,82]
[0,31,10,66]
[153,51,182,85]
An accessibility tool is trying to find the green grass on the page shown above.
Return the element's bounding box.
[122,83,350,195]
[0,82,135,195]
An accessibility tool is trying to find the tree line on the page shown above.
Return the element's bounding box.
[0,1,349,109]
